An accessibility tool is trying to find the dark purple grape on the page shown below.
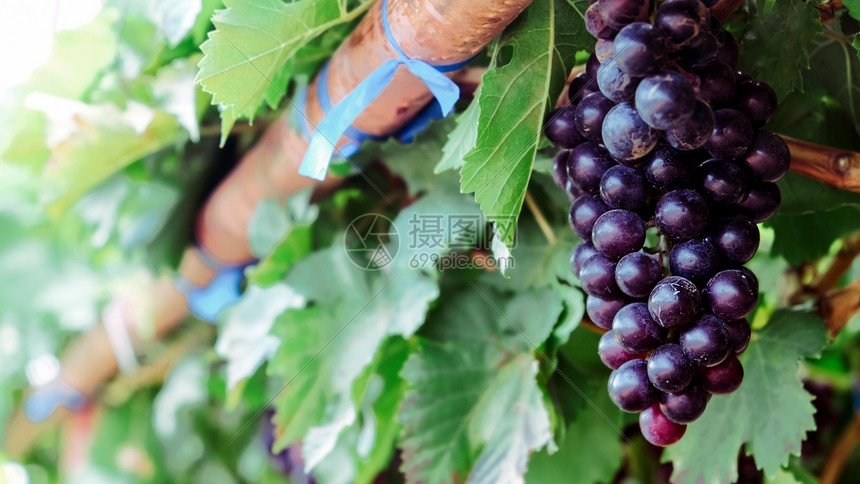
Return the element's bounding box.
[635,71,696,130]
[710,216,760,264]
[575,92,617,142]
[703,269,758,321]
[725,318,751,354]
[690,61,736,107]
[736,266,759,294]
[545,106,588,149]
[701,354,744,394]
[602,102,661,162]
[615,252,664,298]
[698,159,749,204]
[680,314,731,366]
[613,22,667,77]
[640,404,687,446]
[701,0,718,6]
[742,130,790,182]
[648,276,701,328]
[665,100,715,151]
[715,29,739,68]
[735,182,781,223]
[571,242,599,276]
[568,72,599,105]
[613,302,667,352]
[660,384,709,424]
[648,343,695,392]
[655,189,709,240]
[570,195,610,239]
[565,180,585,200]
[644,145,696,192]
[595,38,615,62]
[597,55,641,102]
[608,359,659,412]
[678,31,719,68]
[706,109,754,160]
[586,3,618,40]
[599,0,653,30]
[591,209,647,259]
[599,165,649,211]
[580,253,622,298]
[654,0,709,46]
[599,331,645,369]
[586,52,602,79]
[668,239,720,286]
[587,294,628,330]
[569,142,616,193]
[734,79,778,127]
[552,150,571,189]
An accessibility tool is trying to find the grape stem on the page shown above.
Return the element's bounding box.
[814,234,860,294]
[524,190,558,245]
[820,413,860,484]
[819,277,860,336]
[785,136,860,193]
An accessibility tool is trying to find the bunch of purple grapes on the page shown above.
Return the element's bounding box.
[547,0,790,446]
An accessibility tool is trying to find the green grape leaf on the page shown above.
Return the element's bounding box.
[738,0,822,100]
[846,0,860,21]
[196,0,371,123]
[666,310,828,483]
[460,0,587,249]
[436,87,482,174]
[399,288,562,484]
[777,172,860,215]
[767,206,860,265]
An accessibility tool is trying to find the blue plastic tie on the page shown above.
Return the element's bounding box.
[176,248,249,324]
[24,379,87,423]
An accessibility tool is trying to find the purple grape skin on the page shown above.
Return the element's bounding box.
[569,142,616,193]
[715,29,739,68]
[613,302,668,353]
[586,3,618,40]
[706,109,754,160]
[680,314,731,367]
[648,276,701,328]
[599,331,645,369]
[668,239,720,287]
[710,216,760,264]
[552,150,571,189]
[698,159,749,204]
[734,79,778,127]
[701,354,744,394]
[586,52,602,79]
[634,71,696,130]
[608,359,659,412]
[597,55,641,102]
[570,195,610,239]
[647,343,696,392]
[742,130,791,182]
[580,253,622,298]
[568,72,599,105]
[575,92,617,142]
[595,39,616,62]
[545,106,588,149]
[613,22,667,77]
[665,100,715,151]
[599,0,653,30]
[736,267,759,294]
[703,269,758,321]
[701,0,718,6]
[644,145,696,192]
[678,31,719,68]
[565,180,586,200]
[591,209,647,259]
[602,102,661,162]
[588,295,628,330]
[615,252,664,298]
[654,0,709,46]
[735,182,781,223]
[599,165,649,211]
[725,318,752,354]
[640,404,687,447]
[660,384,709,424]
[571,242,599,276]
[690,61,737,107]
[655,189,710,240]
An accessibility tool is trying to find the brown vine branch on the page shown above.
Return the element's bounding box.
[712,0,746,22]
[524,191,557,246]
[820,413,860,484]
[814,234,860,294]
[785,136,860,193]
[819,278,860,336]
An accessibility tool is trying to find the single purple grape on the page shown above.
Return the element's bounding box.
[725,318,752,354]
[648,276,701,328]
[640,404,687,446]
[665,100,715,151]
[698,159,749,204]
[552,150,571,189]
[678,31,719,68]
[654,0,709,46]
[635,71,696,130]
[613,302,667,353]
[586,3,618,39]
[599,331,645,369]
[734,182,781,223]
[580,253,622,298]
[599,165,649,211]
[575,92,617,142]
[690,61,737,107]
[668,238,720,287]
[648,343,696,392]
[680,314,731,367]
[701,354,744,394]
[587,294,628,330]
[644,145,696,192]
[568,72,599,105]
[710,216,760,264]
[597,55,641,102]
[602,102,661,162]
[613,22,667,77]
[591,209,647,259]
[569,142,616,193]
[742,130,791,182]
[570,195,610,239]
[703,269,758,321]
[615,252,664,298]
[571,242,599,276]
[660,384,709,424]
[586,52,602,79]
[715,29,739,68]
[545,106,588,149]
[706,109,754,160]
[608,359,659,412]
[599,0,653,30]
[734,79,778,127]
[736,266,759,294]
[655,189,709,240]
[595,38,616,62]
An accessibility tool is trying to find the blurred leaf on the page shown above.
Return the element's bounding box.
[153,59,201,141]
[846,0,860,21]
[436,87,481,173]
[666,310,828,483]
[767,205,860,265]
[248,189,319,259]
[777,172,860,215]
[154,0,202,47]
